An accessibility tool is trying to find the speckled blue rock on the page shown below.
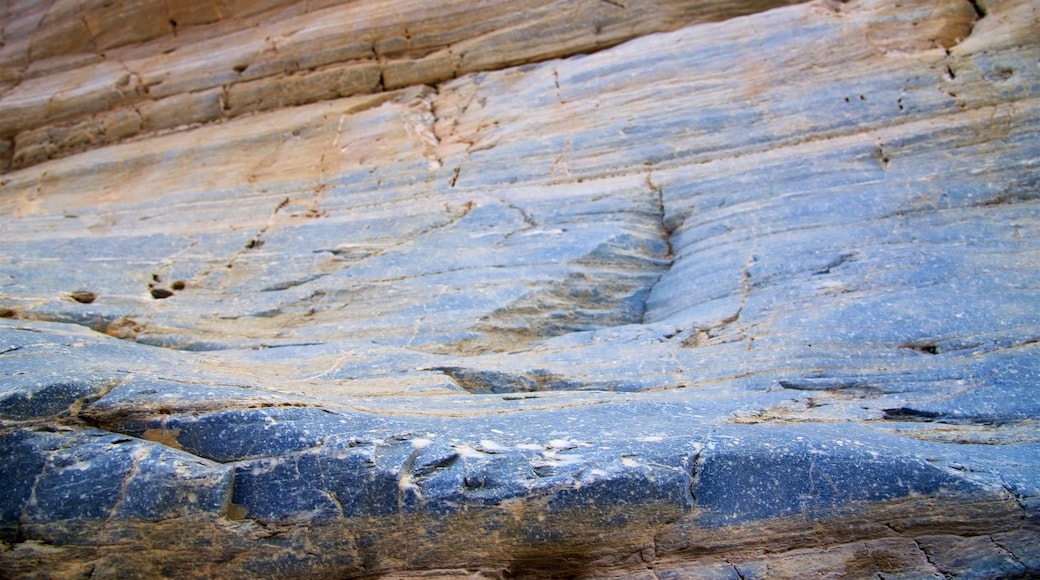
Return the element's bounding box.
[0,0,1038,576]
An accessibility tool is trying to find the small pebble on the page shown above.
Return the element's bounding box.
[70,290,97,304]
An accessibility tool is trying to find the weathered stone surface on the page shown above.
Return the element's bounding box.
[0,0,807,170]
[1,0,1038,576]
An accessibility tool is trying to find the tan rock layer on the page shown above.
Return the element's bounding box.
[1,494,1033,578]
[0,0,809,172]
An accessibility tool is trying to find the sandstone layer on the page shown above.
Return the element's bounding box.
[1,0,1038,577]
[0,0,808,171]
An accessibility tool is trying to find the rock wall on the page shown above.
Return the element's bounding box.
[0,0,806,171]
[1,0,1038,577]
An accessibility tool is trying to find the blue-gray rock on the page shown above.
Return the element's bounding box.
[0,0,1037,576]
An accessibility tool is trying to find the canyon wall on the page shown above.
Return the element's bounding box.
[1,0,1038,577]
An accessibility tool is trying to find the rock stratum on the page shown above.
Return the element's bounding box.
[0,0,1038,577]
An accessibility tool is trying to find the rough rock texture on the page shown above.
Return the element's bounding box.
[1,0,1038,577]
[0,0,808,171]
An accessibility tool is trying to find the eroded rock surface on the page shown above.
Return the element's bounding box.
[0,0,1038,577]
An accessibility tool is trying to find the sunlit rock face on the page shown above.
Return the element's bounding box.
[1,0,1038,577]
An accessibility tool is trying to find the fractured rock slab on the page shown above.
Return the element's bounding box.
[0,0,1038,576]
[0,0,808,171]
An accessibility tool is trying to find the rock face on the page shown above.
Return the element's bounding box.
[1,0,1038,577]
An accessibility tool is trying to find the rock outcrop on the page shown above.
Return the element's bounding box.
[1,0,1038,577]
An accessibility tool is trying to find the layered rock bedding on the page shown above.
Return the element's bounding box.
[1,0,1038,577]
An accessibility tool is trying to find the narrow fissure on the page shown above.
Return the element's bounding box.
[686,425,717,508]
[641,171,675,324]
[911,539,944,575]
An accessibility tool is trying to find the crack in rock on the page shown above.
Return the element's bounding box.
[401,85,442,170]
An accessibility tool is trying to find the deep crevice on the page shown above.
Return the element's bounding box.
[966,0,987,18]
[641,172,674,324]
